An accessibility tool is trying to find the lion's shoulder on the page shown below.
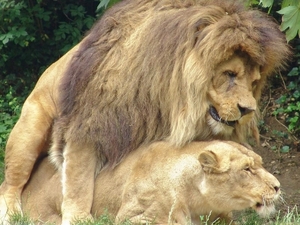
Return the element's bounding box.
[52,0,290,167]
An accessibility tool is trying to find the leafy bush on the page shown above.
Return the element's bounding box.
[277,0,300,42]
[0,0,101,153]
[0,0,97,82]
[0,86,25,159]
[250,0,300,137]
[274,66,300,135]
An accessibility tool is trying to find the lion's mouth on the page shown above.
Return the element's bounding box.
[209,106,237,127]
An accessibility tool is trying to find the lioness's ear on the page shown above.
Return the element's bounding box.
[198,150,219,173]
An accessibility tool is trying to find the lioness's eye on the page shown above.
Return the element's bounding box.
[224,70,237,78]
[244,167,251,172]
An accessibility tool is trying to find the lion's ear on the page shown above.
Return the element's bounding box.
[198,150,220,173]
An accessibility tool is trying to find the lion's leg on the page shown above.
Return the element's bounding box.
[61,141,97,225]
[0,97,54,223]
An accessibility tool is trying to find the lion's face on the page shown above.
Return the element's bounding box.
[207,54,261,136]
[199,142,280,217]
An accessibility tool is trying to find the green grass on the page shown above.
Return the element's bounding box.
[235,207,300,225]
[2,207,299,225]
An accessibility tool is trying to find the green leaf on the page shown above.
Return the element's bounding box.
[278,6,300,42]
[289,116,299,123]
[96,0,120,12]
[287,81,297,89]
[97,0,110,11]
[0,125,7,133]
[275,95,287,104]
[271,146,277,151]
[247,0,259,6]
[0,33,13,44]
[260,0,274,8]
[293,90,300,99]
[287,67,299,76]
[281,145,290,153]
[282,0,300,8]
[84,17,95,29]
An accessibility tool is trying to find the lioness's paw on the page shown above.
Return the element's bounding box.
[0,195,9,225]
[62,213,93,225]
[0,195,22,225]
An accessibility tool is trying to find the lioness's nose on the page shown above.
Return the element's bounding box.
[274,185,280,193]
[238,104,255,117]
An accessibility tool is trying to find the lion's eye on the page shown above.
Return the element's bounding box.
[252,80,258,89]
[224,70,237,78]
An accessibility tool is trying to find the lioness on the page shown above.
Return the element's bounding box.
[22,141,280,225]
[0,0,289,223]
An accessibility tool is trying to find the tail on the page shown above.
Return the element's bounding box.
[49,119,65,170]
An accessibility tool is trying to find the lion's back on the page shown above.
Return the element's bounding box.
[51,0,289,167]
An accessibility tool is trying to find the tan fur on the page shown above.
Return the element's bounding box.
[0,45,80,223]
[22,141,280,225]
[0,0,290,223]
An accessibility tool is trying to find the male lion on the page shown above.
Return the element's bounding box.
[21,141,281,225]
[0,0,290,224]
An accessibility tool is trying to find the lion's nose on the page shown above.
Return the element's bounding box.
[238,104,255,117]
[274,185,280,193]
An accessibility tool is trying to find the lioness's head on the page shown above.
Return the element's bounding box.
[199,141,280,217]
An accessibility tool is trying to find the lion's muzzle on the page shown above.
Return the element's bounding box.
[238,104,255,117]
[209,104,256,127]
[209,106,237,127]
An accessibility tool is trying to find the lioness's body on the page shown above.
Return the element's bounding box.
[22,141,280,225]
[0,0,289,223]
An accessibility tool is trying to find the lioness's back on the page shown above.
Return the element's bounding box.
[22,141,280,224]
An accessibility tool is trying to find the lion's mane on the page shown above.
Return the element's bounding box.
[55,0,290,165]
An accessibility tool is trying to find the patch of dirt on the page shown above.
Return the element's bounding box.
[255,86,300,213]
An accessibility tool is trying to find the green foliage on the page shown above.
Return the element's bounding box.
[237,207,300,225]
[0,0,97,76]
[5,211,133,225]
[250,0,300,137]
[0,90,24,152]
[258,0,300,42]
[96,0,121,13]
[260,0,274,8]
[7,212,34,225]
[0,0,100,155]
[273,66,300,135]
[236,209,265,225]
[281,145,290,153]
[278,5,300,42]
[198,213,228,225]
[275,206,300,224]
[0,0,124,156]
[4,208,300,224]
